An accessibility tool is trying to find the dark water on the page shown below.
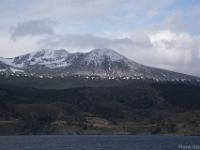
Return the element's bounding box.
[0,135,199,150]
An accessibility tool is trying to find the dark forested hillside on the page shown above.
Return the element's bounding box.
[0,75,200,135]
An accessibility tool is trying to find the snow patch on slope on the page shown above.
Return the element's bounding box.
[84,48,127,66]
[0,49,71,69]
[0,48,136,70]
[10,68,24,73]
[0,69,7,72]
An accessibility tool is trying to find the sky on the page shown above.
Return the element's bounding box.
[0,0,200,76]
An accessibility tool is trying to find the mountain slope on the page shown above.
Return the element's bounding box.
[0,48,199,81]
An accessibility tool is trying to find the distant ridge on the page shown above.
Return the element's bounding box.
[0,48,199,81]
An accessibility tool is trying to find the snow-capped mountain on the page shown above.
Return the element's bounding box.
[2,49,70,68]
[0,48,199,81]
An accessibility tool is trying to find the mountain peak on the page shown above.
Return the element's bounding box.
[40,49,69,54]
[91,48,121,56]
[91,48,115,53]
[6,49,70,68]
[87,48,126,62]
[32,49,69,58]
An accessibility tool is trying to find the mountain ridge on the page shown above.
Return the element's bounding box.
[0,48,199,81]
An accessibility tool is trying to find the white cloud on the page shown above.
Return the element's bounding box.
[148,30,192,64]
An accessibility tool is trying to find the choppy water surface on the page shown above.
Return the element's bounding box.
[0,135,199,150]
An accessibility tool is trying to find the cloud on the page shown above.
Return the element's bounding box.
[12,0,119,22]
[149,4,200,34]
[148,31,193,64]
[38,34,135,52]
[1,0,176,27]
[0,0,200,76]
[37,30,200,76]
[10,19,55,40]
[0,34,40,57]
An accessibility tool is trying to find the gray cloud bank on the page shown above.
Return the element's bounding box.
[10,19,55,40]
